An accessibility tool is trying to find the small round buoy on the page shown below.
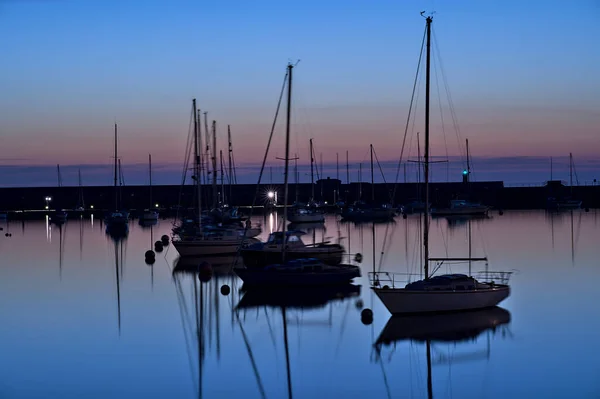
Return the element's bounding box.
[4,233,8,237]
[154,241,164,252]
[0,227,3,231]
[198,261,213,283]
[361,308,373,325]
[145,249,155,259]
[145,256,155,265]
[402,213,408,219]
[220,284,231,296]
[161,235,169,245]
[585,208,590,212]
[354,253,363,263]
[355,299,364,309]
[499,210,504,216]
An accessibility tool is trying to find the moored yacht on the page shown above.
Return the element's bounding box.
[370,15,512,315]
[240,230,344,267]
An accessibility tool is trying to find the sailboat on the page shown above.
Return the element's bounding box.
[172,99,259,257]
[105,124,129,233]
[234,63,360,286]
[431,139,489,216]
[547,153,582,210]
[140,154,159,222]
[52,164,68,224]
[370,15,511,314]
[340,144,395,222]
[287,138,326,223]
[75,169,85,213]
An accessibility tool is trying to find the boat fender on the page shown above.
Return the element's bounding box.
[220,285,231,296]
[361,308,374,325]
[145,250,156,265]
[354,253,363,263]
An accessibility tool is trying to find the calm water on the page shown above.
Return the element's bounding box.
[1,210,599,398]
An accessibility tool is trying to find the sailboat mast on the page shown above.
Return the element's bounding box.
[228,125,233,203]
[294,153,299,203]
[212,121,218,209]
[193,99,202,228]
[424,16,432,279]
[282,63,293,262]
[359,163,362,200]
[220,150,225,205]
[417,132,422,199]
[370,144,375,202]
[203,112,210,187]
[148,154,152,209]
[550,157,553,180]
[569,152,573,195]
[336,152,339,203]
[310,138,315,201]
[466,138,471,175]
[346,150,349,201]
[114,124,118,211]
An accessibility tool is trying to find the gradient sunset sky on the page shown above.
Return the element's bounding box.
[0,0,598,186]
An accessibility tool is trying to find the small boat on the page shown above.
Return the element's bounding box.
[234,258,361,286]
[105,124,129,231]
[173,226,259,256]
[341,145,395,222]
[401,199,428,214]
[51,165,68,224]
[287,205,325,223]
[240,230,344,267]
[52,210,68,224]
[341,201,395,221]
[546,154,582,210]
[140,154,159,222]
[430,199,489,216]
[548,198,582,209]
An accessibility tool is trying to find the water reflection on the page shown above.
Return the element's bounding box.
[236,285,362,399]
[374,307,512,399]
[3,212,600,398]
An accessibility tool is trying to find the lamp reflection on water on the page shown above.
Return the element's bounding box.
[268,211,278,234]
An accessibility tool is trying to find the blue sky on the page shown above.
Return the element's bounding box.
[0,0,598,186]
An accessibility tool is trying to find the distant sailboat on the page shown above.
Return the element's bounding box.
[140,154,159,222]
[52,164,68,224]
[546,153,582,210]
[105,124,129,233]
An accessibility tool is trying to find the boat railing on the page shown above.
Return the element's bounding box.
[473,270,513,285]
[368,271,422,289]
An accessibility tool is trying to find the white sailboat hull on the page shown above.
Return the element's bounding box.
[173,238,259,256]
[373,285,510,314]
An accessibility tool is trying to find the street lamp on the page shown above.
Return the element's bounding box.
[44,196,52,210]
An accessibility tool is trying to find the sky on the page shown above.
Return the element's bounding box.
[0,0,599,187]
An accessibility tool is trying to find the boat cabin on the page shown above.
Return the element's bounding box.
[405,274,481,291]
[265,230,305,246]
